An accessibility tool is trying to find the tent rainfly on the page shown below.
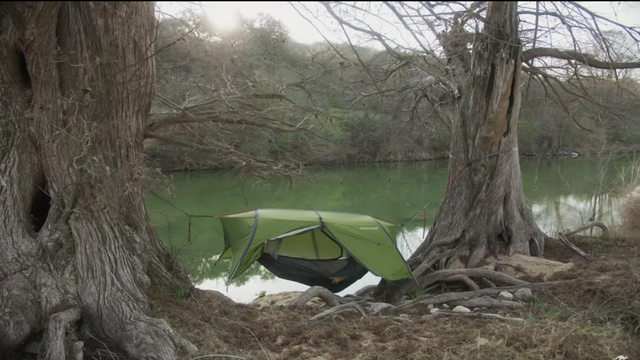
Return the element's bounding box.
[216,208,415,293]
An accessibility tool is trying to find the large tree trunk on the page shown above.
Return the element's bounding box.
[0,2,197,358]
[375,2,546,303]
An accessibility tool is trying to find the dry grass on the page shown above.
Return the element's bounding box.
[620,184,640,236]
[132,235,640,360]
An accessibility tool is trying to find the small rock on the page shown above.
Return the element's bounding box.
[276,335,286,345]
[427,303,434,310]
[452,305,471,313]
[430,308,440,314]
[441,304,450,309]
[399,314,410,319]
[514,288,533,301]
[498,291,514,300]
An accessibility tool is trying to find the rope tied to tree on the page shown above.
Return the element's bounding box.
[146,188,213,243]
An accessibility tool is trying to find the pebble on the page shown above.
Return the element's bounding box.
[498,291,514,300]
[514,288,533,301]
[452,305,471,313]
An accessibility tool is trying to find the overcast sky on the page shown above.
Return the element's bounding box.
[158,1,640,47]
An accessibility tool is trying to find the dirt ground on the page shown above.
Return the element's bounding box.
[106,235,640,359]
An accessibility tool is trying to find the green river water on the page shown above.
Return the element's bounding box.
[146,156,636,303]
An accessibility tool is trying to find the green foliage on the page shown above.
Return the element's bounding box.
[408,289,425,300]
[256,290,267,298]
[175,288,187,304]
[526,314,539,323]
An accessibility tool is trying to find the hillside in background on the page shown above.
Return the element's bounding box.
[145,13,640,172]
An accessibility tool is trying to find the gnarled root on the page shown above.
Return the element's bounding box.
[0,274,41,350]
[114,315,198,359]
[291,286,343,307]
[420,267,528,289]
[398,280,574,311]
[562,221,608,236]
[40,308,81,360]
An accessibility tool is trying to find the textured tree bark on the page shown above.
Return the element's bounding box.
[0,2,196,358]
[375,2,546,303]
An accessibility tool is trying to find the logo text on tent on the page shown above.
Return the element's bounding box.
[359,227,379,230]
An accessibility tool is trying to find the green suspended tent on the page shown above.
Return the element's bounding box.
[216,208,416,292]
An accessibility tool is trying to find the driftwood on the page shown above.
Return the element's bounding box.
[291,286,343,307]
[555,221,608,260]
[557,233,591,260]
[432,310,525,323]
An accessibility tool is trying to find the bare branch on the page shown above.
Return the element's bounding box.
[523,47,640,69]
[148,114,307,133]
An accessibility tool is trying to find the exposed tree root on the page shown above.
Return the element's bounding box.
[354,285,377,297]
[398,280,575,310]
[291,286,343,308]
[419,232,463,261]
[40,308,81,360]
[374,234,537,304]
[432,310,525,323]
[420,267,528,289]
[441,274,481,291]
[310,303,366,321]
[115,314,198,359]
[368,302,396,315]
[562,221,608,236]
[449,296,523,309]
[480,278,497,288]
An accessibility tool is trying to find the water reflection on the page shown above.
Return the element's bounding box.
[147,157,635,303]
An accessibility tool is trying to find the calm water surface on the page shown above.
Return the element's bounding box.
[146,157,635,303]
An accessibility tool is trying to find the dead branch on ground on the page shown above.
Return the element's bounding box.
[432,310,526,323]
